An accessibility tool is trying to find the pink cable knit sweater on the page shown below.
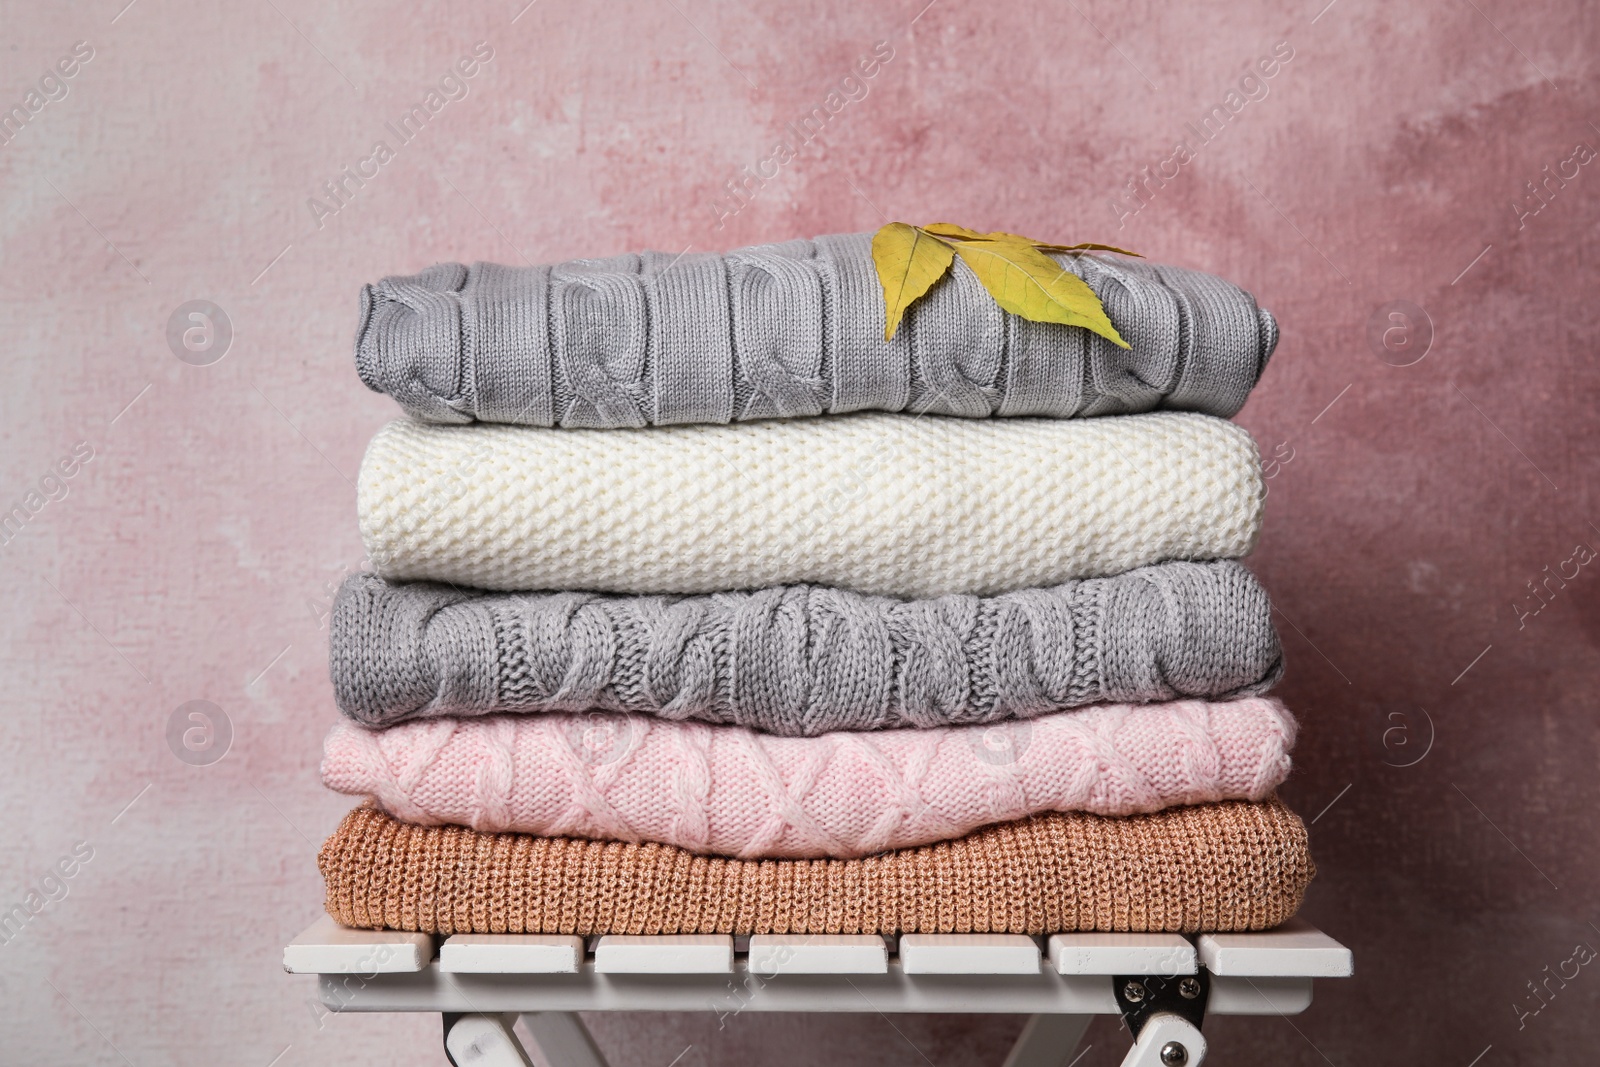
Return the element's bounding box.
[321,698,1296,859]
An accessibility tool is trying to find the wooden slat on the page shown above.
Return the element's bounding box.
[282,915,432,974]
[1047,933,1197,976]
[900,934,1040,975]
[593,934,734,974]
[1198,919,1353,977]
[440,934,584,974]
[748,934,888,975]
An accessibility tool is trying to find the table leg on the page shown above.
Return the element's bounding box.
[518,1011,611,1067]
[1001,1014,1093,1067]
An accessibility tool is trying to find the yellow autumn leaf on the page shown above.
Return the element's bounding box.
[871,222,956,340]
[948,238,1131,349]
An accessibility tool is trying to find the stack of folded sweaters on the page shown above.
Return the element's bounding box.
[316,232,1312,937]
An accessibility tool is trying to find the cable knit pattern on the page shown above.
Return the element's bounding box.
[319,798,1313,935]
[320,698,1295,859]
[357,410,1265,598]
[330,561,1284,733]
[353,234,1279,427]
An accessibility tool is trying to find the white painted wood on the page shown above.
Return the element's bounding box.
[519,1012,611,1067]
[1197,919,1353,977]
[749,934,888,975]
[282,915,432,974]
[593,934,734,974]
[1000,1014,1093,1067]
[899,934,1040,975]
[1119,1011,1206,1067]
[1209,976,1312,1015]
[444,1013,534,1067]
[317,966,1311,1016]
[1048,933,1197,976]
[440,934,584,974]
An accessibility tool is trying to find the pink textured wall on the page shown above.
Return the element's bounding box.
[1,1,1595,1063]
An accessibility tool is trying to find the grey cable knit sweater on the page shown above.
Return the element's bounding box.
[355,233,1278,426]
[331,561,1283,735]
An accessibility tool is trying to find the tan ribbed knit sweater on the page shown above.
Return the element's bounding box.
[320,798,1312,935]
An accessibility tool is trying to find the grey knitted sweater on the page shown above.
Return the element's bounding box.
[330,561,1283,735]
[355,233,1278,426]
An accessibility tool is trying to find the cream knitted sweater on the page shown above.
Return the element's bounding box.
[358,411,1264,598]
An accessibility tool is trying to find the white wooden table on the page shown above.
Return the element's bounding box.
[285,918,1351,1067]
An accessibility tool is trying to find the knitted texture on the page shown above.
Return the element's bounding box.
[330,562,1284,734]
[357,411,1265,598]
[320,698,1295,859]
[354,234,1279,427]
[319,798,1312,934]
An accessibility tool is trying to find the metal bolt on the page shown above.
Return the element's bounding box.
[1159,1040,1189,1066]
[1122,980,1147,1003]
[1178,977,1202,1000]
